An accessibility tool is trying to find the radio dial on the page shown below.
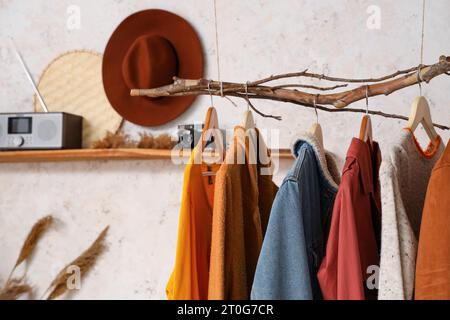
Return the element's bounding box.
[12,136,25,147]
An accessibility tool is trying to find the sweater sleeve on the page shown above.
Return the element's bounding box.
[251,179,313,300]
[378,161,408,300]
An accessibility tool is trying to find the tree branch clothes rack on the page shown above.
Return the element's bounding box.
[131,55,450,130]
[166,97,450,300]
[158,1,450,301]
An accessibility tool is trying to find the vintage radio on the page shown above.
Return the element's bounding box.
[0,112,82,150]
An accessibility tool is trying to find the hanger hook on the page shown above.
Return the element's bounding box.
[365,85,369,115]
[417,65,424,96]
[313,95,319,123]
[207,80,214,106]
[244,81,250,111]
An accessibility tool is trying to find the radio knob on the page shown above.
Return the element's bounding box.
[12,136,25,147]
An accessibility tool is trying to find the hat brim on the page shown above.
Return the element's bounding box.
[102,9,204,127]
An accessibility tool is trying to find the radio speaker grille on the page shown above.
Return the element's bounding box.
[37,120,57,141]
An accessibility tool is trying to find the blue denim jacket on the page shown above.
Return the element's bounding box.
[251,132,340,300]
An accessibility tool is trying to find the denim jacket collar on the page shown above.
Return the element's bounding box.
[291,131,340,191]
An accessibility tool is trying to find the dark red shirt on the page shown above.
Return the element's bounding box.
[317,138,382,300]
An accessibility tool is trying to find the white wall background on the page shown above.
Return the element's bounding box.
[0,0,449,299]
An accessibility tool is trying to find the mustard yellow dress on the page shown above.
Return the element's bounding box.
[166,147,220,300]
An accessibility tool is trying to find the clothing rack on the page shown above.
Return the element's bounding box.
[131,55,450,130]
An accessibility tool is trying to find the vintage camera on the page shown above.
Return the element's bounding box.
[177,124,226,150]
[177,124,204,149]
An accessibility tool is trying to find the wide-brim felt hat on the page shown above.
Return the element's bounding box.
[102,9,204,127]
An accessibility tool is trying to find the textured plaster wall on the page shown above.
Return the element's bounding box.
[0,0,449,299]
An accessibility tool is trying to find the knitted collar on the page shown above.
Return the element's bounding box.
[290,130,340,190]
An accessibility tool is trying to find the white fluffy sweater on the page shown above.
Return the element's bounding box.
[378,129,444,300]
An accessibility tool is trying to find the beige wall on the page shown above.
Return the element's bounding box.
[0,0,449,299]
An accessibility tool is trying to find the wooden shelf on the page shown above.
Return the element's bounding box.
[0,148,293,163]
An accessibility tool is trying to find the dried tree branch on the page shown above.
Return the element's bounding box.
[271,83,348,91]
[248,65,421,85]
[236,93,449,130]
[242,96,282,120]
[131,55,450,130]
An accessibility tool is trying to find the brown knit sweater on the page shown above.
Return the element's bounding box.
[208,126,278,300]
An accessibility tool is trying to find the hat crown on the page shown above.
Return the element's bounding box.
[122,35,178,91]
[103,9,203,126]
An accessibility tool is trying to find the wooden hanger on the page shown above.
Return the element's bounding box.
[241,82,255,130]
[359,115,373,145]
[309,123,324,149]
[406,96,438,146]
[359,86,373,146]
[199,81,224,154]
[241,110,255,130]
[240,108,266,167]
[197,106,224,178]
[240,83,272,167]
[200,106,223,153]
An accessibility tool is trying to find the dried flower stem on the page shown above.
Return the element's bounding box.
[6,215,54,283]
[44,226,109,300]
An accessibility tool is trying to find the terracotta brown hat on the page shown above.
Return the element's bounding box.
[102,9,204,126]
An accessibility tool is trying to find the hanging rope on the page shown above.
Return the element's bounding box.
[213,0,222,88]
[420,0,426,67]
[418,0,426,95]
[211,0,238,108]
